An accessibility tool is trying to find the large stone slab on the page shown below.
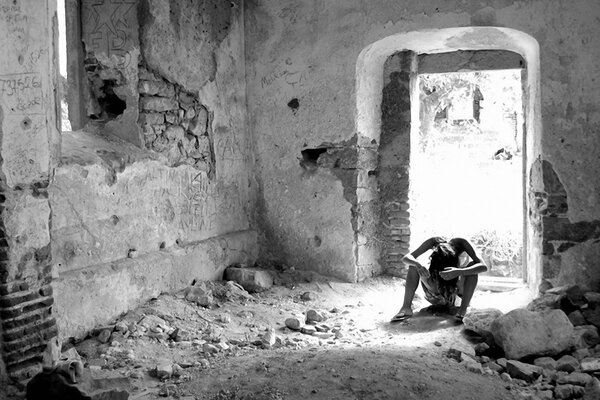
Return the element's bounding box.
[506,360,543,382]
[463,308,503,339]
[491,308,575,360]
[224,267,273,293]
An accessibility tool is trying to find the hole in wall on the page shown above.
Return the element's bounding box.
[85,55,127,121]
[300,148,327,169]
[313,236,322,247]
[96,80,126,117]
[21,117,31,130]
[287,98,299,111]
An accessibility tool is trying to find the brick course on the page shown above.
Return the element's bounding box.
[0,184,57,381]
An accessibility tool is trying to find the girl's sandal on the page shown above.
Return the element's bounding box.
[454,313,465,324]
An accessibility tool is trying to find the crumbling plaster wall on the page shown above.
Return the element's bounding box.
[0,0,60,382]
[245,0,600,287]
[52,0,257,340]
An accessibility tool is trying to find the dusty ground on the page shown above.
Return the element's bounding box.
[69,273,534,400]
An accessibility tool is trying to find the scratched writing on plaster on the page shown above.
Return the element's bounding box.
[24,49,47,71]
[0,4,22,13]
[216,135,245,162]
[83,0,136,68]
[151,168,243,232]
[151,169,213,231]
[178,193,210,231]
[0,73,43,115]
[7,149,37,183]
[261,63,307,89]
[1,3,30,57]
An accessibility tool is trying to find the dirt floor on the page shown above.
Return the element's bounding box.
[67,272,535,400]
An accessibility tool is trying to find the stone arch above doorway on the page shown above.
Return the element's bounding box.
[353,27,542,291]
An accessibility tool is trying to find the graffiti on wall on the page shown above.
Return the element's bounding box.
[0,2,51,185]
[82,0,137,68]
[135,168,245,234]
[260,58,308,89]
[0,73,43,115]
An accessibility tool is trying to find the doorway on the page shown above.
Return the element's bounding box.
[354,27,542,291]
[411,68,524,282]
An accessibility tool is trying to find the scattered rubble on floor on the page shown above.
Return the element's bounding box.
[223,266,274,293]
[37,267,354,398]
[457,284,600,399]
[22,268,600,399]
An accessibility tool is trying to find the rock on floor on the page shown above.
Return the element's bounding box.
[491,308,574,359]
[463,308,503,340]
[224,267,273,293]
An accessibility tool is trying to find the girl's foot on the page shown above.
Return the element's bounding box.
[391,309,413,322]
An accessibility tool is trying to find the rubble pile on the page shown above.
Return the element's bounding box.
[453,285,600,399]
[64,277,356,398]
[29,274,600,399]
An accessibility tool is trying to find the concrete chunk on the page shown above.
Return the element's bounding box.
[224,267,273,293]
[506,360,543,382]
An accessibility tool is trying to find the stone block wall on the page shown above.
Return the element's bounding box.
[68,0,222,175]
[138,66,215,175]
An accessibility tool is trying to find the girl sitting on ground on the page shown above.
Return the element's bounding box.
[391,236,488,323]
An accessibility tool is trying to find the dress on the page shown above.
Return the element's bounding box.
[420,237,470,306]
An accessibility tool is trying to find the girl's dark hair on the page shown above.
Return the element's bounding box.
[429,242,458,273]
[429,242,459,301]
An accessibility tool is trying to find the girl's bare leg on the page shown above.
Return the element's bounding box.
[457,274,478,316]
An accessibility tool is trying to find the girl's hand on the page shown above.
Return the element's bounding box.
[417,264,430,279]
[440,267,461,280]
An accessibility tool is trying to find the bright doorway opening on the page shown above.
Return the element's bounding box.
[410,69,524,284]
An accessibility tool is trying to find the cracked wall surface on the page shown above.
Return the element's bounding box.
[2,0,600,384]
[531,159,600,289]
[50,0,256,341]
[0,0,60,382]
[245,0,600,285]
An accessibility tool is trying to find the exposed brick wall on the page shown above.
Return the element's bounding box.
[0,185,57,382]
[138,65,215,176]
[377,51,413,277]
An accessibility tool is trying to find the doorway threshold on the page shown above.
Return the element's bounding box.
[478,275,526,292]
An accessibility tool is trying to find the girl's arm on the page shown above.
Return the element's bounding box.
[402,237,444,278]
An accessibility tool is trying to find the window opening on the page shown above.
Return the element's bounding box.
[57,0,71,131]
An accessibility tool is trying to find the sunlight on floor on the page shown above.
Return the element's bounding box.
[331,277,532,352]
